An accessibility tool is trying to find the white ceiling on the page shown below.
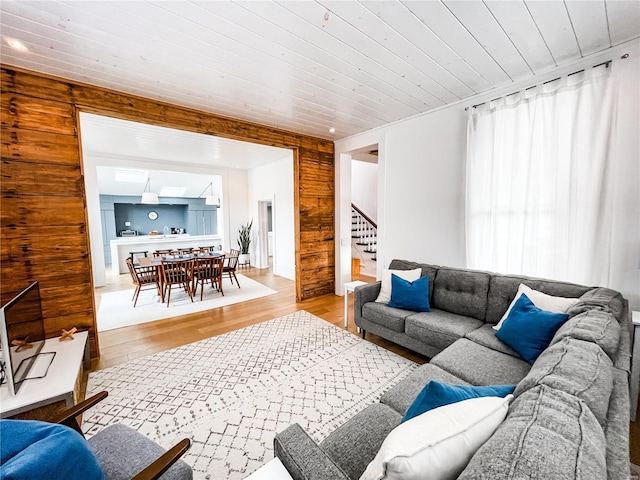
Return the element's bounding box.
[80,113,292,196]
[2,1,638,141]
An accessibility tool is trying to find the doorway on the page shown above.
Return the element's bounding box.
[257,200,273,269]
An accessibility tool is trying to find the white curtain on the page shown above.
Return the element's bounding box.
[466,65,618,286]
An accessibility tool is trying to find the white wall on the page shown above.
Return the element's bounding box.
[225,169,249,255]
[351,160,378,222]
[335,40,640,309]
[247,156,295,280]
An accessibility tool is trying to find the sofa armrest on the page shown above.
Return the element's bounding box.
[354,282,381,322]
[274,424,350,480]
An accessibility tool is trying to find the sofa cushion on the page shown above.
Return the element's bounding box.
[495,294,569,364]
[388,260,439,302]
[567,287,626,323]
[485,274,591,325]
[405,309,483,351]
[551,310,620,360]
[494,283,579,330]
[402,381,515,422]
[465,324,519,357]
[457,385,607,480]
[388,274,430,312]
[514,337,613,428]
[362,302,414,333]
[381,364,470,416]
[320,403,401,480]
[361,396,512,480]
[432,268,490,320]
[375,268,421,304]
[431,339,531,386]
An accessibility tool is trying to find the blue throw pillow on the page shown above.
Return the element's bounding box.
[402,381,515,422]
[388,274,430,312]
[495,293,569,364]
[0,420,104,480]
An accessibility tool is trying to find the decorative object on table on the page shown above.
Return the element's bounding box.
[237,219,253,265]
[59,327,77,341]
[85,311,417,479]
[11,336,33,352]
[140,178,159,205]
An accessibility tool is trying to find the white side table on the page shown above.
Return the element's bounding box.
[630,311,640,421]
[1,331,89,419]
[344,281,368,331]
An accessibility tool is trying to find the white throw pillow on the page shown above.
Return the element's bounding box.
[375,268,422,303]
[359,395,513,480]
[493,284,580,330]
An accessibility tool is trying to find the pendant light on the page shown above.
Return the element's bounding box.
[141,179,159,204]
[199,182,220,207]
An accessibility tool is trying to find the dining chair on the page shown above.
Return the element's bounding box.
[128,250,149,266]
[222,254,240,288]
[126,258,160,307]
[230,248,240,256]
[193,256,225,300]
[160,258,195,307]
[153,249,173,257]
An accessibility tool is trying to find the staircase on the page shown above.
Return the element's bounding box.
[351,205,377,274]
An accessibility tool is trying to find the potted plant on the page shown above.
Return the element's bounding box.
[237,220,253,265]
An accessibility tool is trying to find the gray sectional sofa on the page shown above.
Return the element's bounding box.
[274,260,632,479]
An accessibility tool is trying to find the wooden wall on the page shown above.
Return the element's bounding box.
[1,66,335,358]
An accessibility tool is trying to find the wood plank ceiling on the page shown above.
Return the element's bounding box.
[1,1,638,140]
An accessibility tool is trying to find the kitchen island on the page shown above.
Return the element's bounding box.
[110,234,222,274]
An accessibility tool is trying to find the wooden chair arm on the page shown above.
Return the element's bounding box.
[48,391,108,435]
[132,438,192,480]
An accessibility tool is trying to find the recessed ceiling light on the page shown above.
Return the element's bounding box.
[329,127,336,133]
[6,38,28,52]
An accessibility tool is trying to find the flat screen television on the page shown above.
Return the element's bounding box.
[0,281,46,395]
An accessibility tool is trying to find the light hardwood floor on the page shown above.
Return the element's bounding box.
[90,265,427,372]
[88,265,640,465]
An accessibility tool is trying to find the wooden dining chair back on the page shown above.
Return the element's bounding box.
[126,258,159,307]
[230,248,240,257]
[223,254,241,288]
[153,249,173,257]
[160,258,195,307]
[193,255,225,300]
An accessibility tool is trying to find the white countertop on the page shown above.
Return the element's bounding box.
[110,234,222,245]
[109,234,222,274]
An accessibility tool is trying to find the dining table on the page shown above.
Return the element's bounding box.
[138,251,226,303]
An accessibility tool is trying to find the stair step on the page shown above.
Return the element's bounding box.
[364,249,376,254]
[372,257,377,261]
[356,242,369,246]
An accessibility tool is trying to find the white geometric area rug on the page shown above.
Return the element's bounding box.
[84,311,418,479]
[97,274,277,332]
